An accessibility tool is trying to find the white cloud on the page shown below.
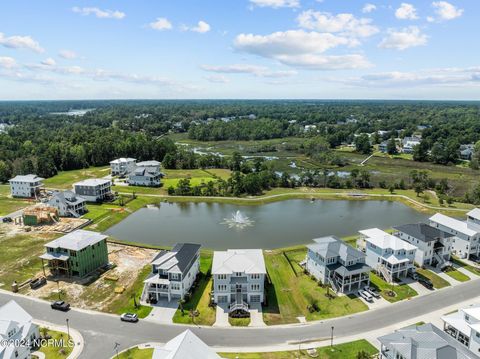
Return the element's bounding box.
[234,30,371,70]
[149,18,173,31]
[379,26,428,50]
[0,32,44,53]
[205,74,230,83]
[362,3,377,14]
[183,21,211,33]
[431,1,463,21]
[395,3,419,20]
[58,50,77,59]
[72,7,125,19]
[201,64,297,77]
[41,58,56,66]
[297,10,379,38]
[249,0,300,9]
[0,56,17,69]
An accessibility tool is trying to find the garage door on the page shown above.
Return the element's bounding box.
[217,295,228,303]
[250,295,261,302]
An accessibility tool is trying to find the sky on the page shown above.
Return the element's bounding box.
[0,0,478,100]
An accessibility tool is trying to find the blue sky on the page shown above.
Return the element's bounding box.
[0,0,477,100]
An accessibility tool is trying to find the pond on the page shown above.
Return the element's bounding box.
[106,199,429,250]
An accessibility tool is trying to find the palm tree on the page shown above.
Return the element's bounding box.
[189,309,199,325]
[356,350,370,359]
[178,299,185,315]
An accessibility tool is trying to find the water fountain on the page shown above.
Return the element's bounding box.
[222,210,254,229]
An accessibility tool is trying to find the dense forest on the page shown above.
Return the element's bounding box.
[1,99,480,203]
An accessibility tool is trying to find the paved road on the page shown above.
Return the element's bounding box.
[2,279,480,359]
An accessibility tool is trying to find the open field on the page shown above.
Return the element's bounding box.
[0,185,32,216]
[220,339,378,359]
[369,273,418,303]
[43,166,110,189]
[172,251,216,326]
[263,247,368,325]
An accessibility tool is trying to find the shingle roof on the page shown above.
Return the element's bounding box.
[136,160,161,167]
[73,178,111,187]
[212,249,266,275]
[307,236,365,262]
[360,228,417,251]
[44,229,107,251]
[378,323,480,359]
[394,223,454,243]
[151,243,201,275]
[50,190,86,206]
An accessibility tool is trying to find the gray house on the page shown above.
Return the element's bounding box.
[73,178,112,202]
[378,323,480,359]
[128,166,161,187]
[305,236,371,293]
[47,190,87,217]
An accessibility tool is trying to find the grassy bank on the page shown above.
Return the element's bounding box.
[444,267,470,282]
[369,273,418,303]
[43,166,110,189]
[117,347,154,359]
[416,268,450,289]
[452,257,480,276]
[0,185,31,216]
[220,339,378,359]
[229,317,251,326]
[37,328,74,359]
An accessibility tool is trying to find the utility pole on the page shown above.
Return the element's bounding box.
[331,326,334,348]
[66,318,70,340]
[114,342,120,359]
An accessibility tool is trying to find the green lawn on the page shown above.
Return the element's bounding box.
[43,166,110,189]
[416,268,450,289]
[229,317,251,326]
[220,339,378,359]
[369,273,418,303]
[172,252,216,326]
[117,347,154,359]
[444,267,470,282]
[0,185,30,216]
[37,328,74,359]
[452,257,480,276]
[107,264,153,318]
[263,248,368,325]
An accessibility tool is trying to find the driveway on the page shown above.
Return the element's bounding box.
[359,295,390,310]
[144,299,178,324]
[400,277,434,296]
[249,303,266,327]
[428,266,462,286]
[213,303,230,327]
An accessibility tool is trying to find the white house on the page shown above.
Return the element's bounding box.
[305,236,371,294]
[359,228,417,283]
[378,323,480,359]
[136,160,161,171]
[8,174,44,198]
[442,304,480,353]
[212,249,266,312]
[142,243,201,302]
[128,165,162,187]
[73,178,112,202]
[110,158,136,177]
[47,190,87,217]
[429,210,480,259]
[402,136,422,154]
[0,300,40,359]
[394,223,454,268]
[152,330,221,359]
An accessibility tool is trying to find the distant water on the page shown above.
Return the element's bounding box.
[106,199,428,250]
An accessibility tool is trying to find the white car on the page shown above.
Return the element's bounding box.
[364,285,381,298]
[358,290,373,302]
[120,313,139,323]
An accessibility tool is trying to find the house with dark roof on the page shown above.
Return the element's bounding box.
[305,236,372,294]
[394,223,455,268]
[378,323,480,359]
[128,165,162,187]
[47,190,87,217]
[142,243,201,302]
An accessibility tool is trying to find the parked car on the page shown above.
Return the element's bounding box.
[2,217,12,223]
[358,290,373,302]
[120,313,139,323]
[30,276,46,289]
[408,271,418,280]
[51,301,70,311]
[418,278,434,290]
[364,286,380,298]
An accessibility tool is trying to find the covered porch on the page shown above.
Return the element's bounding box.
[143,275,172,302]
[327,262,371,294]
[39,252,70,277]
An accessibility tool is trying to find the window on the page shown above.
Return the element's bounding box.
[235,272,242,277]
[218,274,227,280]
[218,284,227,291]
[251,274,260,280]
[251,284,260,291]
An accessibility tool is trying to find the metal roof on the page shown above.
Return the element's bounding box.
[9,174,44,183]
[430,213,479,237]
[212,249,266,275]
[307,235,365,262]
[44,229,107,251]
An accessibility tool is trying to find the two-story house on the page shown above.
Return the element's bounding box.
[379,323,480,359]
[110,158,136,177]
[360,228,417,283]
[394,223,454,268]
[142,243,201,302]
[0,300,40,359]
[429,210,480,259]
[47,190,87,217]
[39,230,109,277]
[305,236,372,294]
[442,304,480,353]
[402,136,421,154]
[8,174,44,198]
[128,165,162,187]
[73,178,112,202]
[212,249,266,313]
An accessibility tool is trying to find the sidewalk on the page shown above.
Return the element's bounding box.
[33,319,84,359]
